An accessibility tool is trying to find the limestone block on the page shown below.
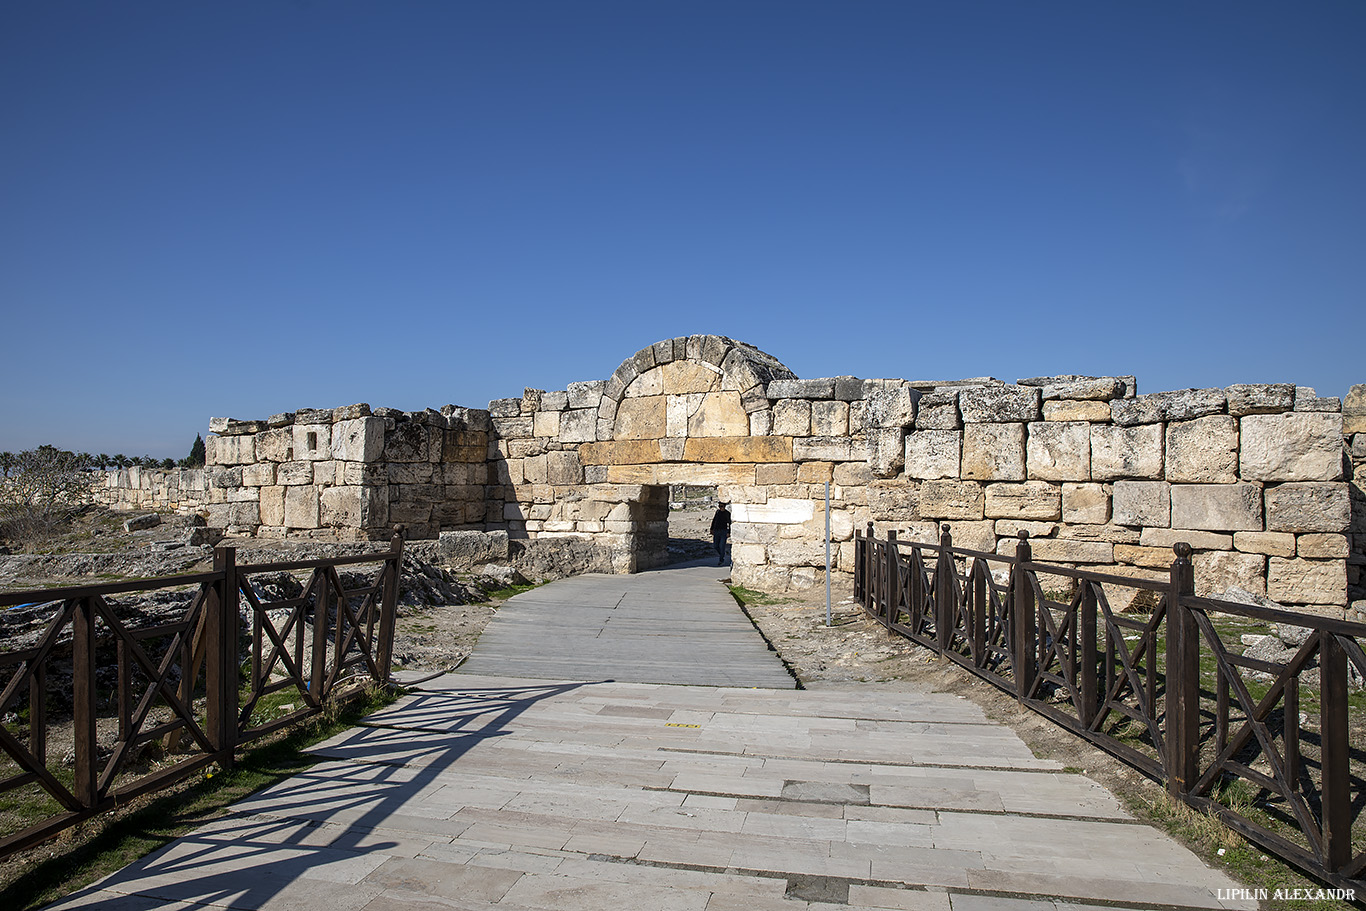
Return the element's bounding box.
[688,391,750,437]
[920,480,984,520]
[205,433,255,466]
[864,380,920,428]
[961,423,1026,481]
[1062,483,1109,524]
[519,389,543,414]
[1163,416,1236,483]
[959,386,1040,423]
[915,391,961,430]
[1353,434,1366,462]
[848,401,867,434]
[608,463,757,486]
[834,376,865,401]
[1026,538,1114,564]
[532,411,560,438]
[1233,531,1296,557]
[211,466,243,489]
[866,481,919,521]
[284,485,320,529]
[938,520,994,553]
[995,519,1057,539]
[1239,413,1343,481]
[538,391,567,413]
[1264,481,1350,532]
[904,430,961,480]
[984,482,1061,520]
[796,461,833,483]
[833,462,873,486]
[522,454,547,485]
[1299,533,1349,559]
[489,398,521,418]
[1111,388,1225,426]
[546,451,583,486]
[1114,545,1174,569]
[259,486,285,527]
[287,423,330,462]
[255,428,294,462]
[614,396,665,440]
[772,400,811,436]
[442,430,486,463]
[665,392,704,437]
[1170,483,1263,531]
[1140,528,1233,550]
[789,436,851,463]
[1041,377,1125,401]
[1027,422,1090,481]
[683,437,793,463]
[596,417,615,441]
[1225,383,1294,417]
[556,408,596,444]
[756,463,798,485]
[1268,557,1347,605]
[320,486,365,528]
[1194,551,1266,598]
[332,417,386,462]
[731,499,815,524]
[731,543,768,565]
[1059,524,1141,543]
[767,378,835,400]
[1044,400,1111,422]
[659,360,721,395]
[277,461,314,486]
[769,539,824,566]
[624,369,662,398]
[811,400,849,436]
[567,380,605,409]
[829,509,855,542]
[209,417,266,435]
[1294,387,1340,413]
[1086,423,1161,481]
[749,410,773,436]
[865,428,905,478]
[1112,481,1171,527]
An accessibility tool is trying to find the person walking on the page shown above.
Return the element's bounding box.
[710,502,731,566]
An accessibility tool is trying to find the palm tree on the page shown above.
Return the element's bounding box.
[97,453,110,471]
[113,454,129,470]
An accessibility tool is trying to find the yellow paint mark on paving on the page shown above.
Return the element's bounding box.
[665,723,701,728]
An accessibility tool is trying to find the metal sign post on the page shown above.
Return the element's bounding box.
[825,481,832,627]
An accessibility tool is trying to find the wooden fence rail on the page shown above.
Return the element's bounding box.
[0,526,404,859]
[855,523,1365,894]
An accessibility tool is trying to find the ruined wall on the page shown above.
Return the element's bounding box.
[95,466,210,512]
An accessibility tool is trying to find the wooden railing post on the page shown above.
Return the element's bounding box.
[935,524,954,652]
[863,523,874,610]
[1320,631,1351,872]
[885,530,899,624]
[71,596,97,808]
[312,567,329,699]
[1166,543,1198,797]
[1079,580,1099,728]
[853,526,863,604]
[376,524,404,683]
[206,547,238,766]
[1012,531,1035,700]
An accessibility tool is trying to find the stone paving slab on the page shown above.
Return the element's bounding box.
[48,673,1255,911]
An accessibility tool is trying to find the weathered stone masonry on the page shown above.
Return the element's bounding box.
[96,336,1366,617]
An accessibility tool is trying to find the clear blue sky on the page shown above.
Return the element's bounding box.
[2,2,1362,458]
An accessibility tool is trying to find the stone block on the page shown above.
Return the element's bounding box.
[277,461,314,486]
[1062,483,1109,524]
[984,482,1061,520]
[772,400,812,436]
[614,396,666,440]
[1340,385,1366,435]
[1140,527,1233,550]
[1025,538,1114,564]
[961,423,1026,481]
[833,376,865,401]
[209,417,265,435]
[688,391,750,437]
[915,391,961,430]
[1194,551,1267,598]
[546,451,583,486]
[756,463,798,485]
[385,421,435,461]
[959,385,1040,423]
[1114,545,1173,569]
[749,410,772,436]
[865,481,919,520]
[920,480,984,519]
[555,408,595,444]
[864,428,904,478]
[1059,524,1141,543]
[538,390,568,412]
[795,436,855,462]
[683,437,793,463]
[1041,377,1125,401]
[811,400,849,436]
[1299,533,1349,559]
[1087,423,1162,480]
[1225,383,1294,417]
[520,388,543,414]
[1111,388,1225,426]
[1233,530,1296,557]
[532,411,560,438]
[904,430,961,480]
[767,378,835,400]
[254,428,293,462]
[796,461,833,483]
[1112,480,1171,527]
[205,433,255,466]
[864,380,920,428]
[1043,400,1111,422]
[848,400,867,434]
[625,370,663,398]
[241,462,275,487]
[995,519,1057,539]
[577,440,660,465]
[259,486,285,527]
[1164,416,1236,483]
[567,380,605,409]
[320,486,364,528]
[1294,386,1340,413]
[1170,483,1263,531]
[833,462,873,486]
[1268,557,1347,605]
[1026,421,1090,481]
[284,485,319,529]
[332,417,386,462]
[731,499,815,524]
[1264,481,1351,532]
[944,520,996,553]
[1240,413,1343,481]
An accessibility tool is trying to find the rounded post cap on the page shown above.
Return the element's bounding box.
[1017,529,1030,542]
[1173,542,1193,559]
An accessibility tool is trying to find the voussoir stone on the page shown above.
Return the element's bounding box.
[1225,383,1294,417]
[1170,482,1263,531]
[1239,413,1344,481]
[959,385,1040,423]
[1264,481,1350,533]
[1165,416,1237,483]
[961,423,1026,481]
[1091,423,1163,480]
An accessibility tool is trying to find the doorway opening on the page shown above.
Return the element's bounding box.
[665,484,720,565]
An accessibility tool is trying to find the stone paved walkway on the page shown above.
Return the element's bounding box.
[44,566,1254,911]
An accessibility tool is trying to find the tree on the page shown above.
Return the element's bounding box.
[0,452,13,478]
[112,454,128,469]
[96,453,110,470]
[187,434,206,468]
[0,446,92,541]
[160,458,175,470]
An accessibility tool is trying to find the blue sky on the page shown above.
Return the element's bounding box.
[2,2,1363,458]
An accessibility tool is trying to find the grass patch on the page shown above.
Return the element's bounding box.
[484,582,539,601]
[0,683,398,911]
[727,585,794,607]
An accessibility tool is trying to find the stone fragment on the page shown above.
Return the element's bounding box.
[958,385,1040,423]
[961,423,1026,481]
[1342,384,1366,435]
[919,480,984,520]
[1233,531,1296,557]
[1294,386,1340,413]
[266,412,295,428]
[1112,481,1171,527]
[1298,533,1349,559]
[1089,423,1162,480]
[614,396,665,440]
[864,380,920,428]
[1041,377,1124,401]
[904,430,961,480]
[1264,481,1351,532]
[1139,528,1232,550]
[1026,421,1090,481]
[914,391,961,429]
[864,429,905,478]
[208,417,266,435]
[1111,388,1225,426]
[811,400,849,436]
[567,380,605,409]
[1164,416,1236,483]
[123,513,160,532]
[1170,483,1263,531]
[1043,400,1111,422]
[1239,413,1343,481]
[767,378,836,400]
[1225,383,1294,417]
[984,482,1061,520]
[1268,557,1347,605]
[1194,551,1267,598]
[1062,483,1109,524]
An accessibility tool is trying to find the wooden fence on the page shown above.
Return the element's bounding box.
[0,527,404,859]
[855,523,1365,893]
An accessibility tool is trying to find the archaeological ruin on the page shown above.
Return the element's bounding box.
[96,335,1366,617]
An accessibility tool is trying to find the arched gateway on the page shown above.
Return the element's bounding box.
[121,335,1355,608]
